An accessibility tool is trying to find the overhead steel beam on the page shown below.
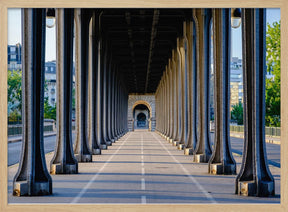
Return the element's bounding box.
[125,12,138,92]
[144,9,160,93]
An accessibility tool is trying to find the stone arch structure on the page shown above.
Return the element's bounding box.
[132,102,151,131]
[135,111,149,128]
[128,94,156,131]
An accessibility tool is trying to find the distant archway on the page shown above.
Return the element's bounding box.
[136,113,147,128]
[128,95,155,131]
[132,101,151,131]
[132,100,152,116]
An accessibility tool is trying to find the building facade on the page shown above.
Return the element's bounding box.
[8,43,22,70]
[45,61,57,106]
[230,57,243,109]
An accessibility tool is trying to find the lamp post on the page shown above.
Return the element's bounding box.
[231,8,241,28]
[46,9,55,28]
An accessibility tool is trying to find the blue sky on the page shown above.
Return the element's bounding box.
[231,8,280,59]
[8,8,280,62]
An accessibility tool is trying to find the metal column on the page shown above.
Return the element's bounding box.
[106,59,115,143]
[50,8,79,174]
[208,9,236,175]
[193,9,213,163]
[235,8,275,197]
[88,10,101,155]
[13,8,52,196]
[184,21,196,155]
[74,9,93,162]
[177,33,188,150]
[96,38,108,149]
[171,50,179,143]
[102,43,112,146]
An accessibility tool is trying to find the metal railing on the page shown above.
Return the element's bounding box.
[230,125,281,137]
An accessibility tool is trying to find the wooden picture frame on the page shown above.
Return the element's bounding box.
[0,0,286,211]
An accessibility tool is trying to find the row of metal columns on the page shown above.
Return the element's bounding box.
[13,8,128,196]
[155,8,275,197]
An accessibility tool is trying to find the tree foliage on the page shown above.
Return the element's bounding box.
[266,21,280,127]
[44,96,56,120]
[8,69,22,113]
[72,86,75,110]
[231,102,243,125]
[43,81,56,120]
[8,71,57,122]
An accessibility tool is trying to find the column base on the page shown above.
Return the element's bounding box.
[75,154,92,162]
[50,163,78,175]
[100,144,107,150]
[106,141,112,146]
[92,148,101,155]
[184,147,193,155]
[209,163,236,175]
[111,139,115,143]
[173,141,179,146]
[237,180,275,197]
[193,154,210,163]
[169,139,173,143]
[177,143,185,150]
[13,181,52,196]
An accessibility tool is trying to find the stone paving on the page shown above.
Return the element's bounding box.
[8,130,280,204]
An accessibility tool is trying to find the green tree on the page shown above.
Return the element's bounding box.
[7,72,57,122]
[72,86,75,110]
[7,69,22,112]
[43,81,57,120]
[266,21,280,127]
[231,102,243,125]
[44,96,56,120]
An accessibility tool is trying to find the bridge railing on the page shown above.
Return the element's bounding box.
[230,125,281,137]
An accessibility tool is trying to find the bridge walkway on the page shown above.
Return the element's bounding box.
[8,131,280,204]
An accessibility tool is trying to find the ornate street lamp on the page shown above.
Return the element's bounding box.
[231,8,241,28]
[46,8,55,28]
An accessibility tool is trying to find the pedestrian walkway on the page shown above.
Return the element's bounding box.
[8,131,280,204]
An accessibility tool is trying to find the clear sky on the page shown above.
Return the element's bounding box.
[8,8,281,62]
